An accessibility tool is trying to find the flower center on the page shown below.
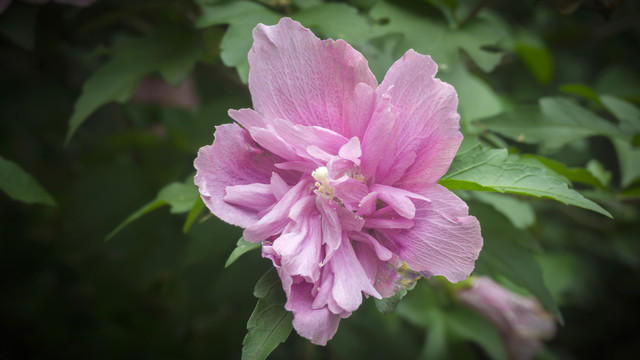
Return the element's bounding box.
[312,166,334,198]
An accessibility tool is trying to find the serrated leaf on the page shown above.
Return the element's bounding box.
[481,97,628,151]
[371,1,506,72]
[107,179,198,240]
[65,24,202,144]
[225,237,262,268]
[440,145,612,218]
[520,154,607,189]
[243,269,293,360]
[196,1,281,83]
[471,203,563,324]
[0,156,55,206]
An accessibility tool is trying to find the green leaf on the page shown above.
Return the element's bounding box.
[516,43,553,85]
[520,155,607,189]
[441,63,504,121]
[481,97,628,151]
[472,202,564,324]
[107,179,199,240]
[613,139,640,187]
[374,282,416,314]
[196,1,281,83]
[440,145,612,218]
[225,237,262,268]
[601,94,640,132]
[0,156,55,206]
[65,23,203,144]
[243,269,293,360]
[293,3,370,45]
[559,83,601,104]
[471,192,536,229]
[182,197,205,233]
[371,1,506,72]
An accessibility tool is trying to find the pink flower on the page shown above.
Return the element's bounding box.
[194,17,482,345]
[457,277,556,360]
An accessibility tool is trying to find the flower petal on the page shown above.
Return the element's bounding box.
[384,184,482,282]
[194,124,276,228]
[376,50,462,188]
[286,280,342,346]
[330,235,381,312]
[249,17,377,131]
[243,178,312,243]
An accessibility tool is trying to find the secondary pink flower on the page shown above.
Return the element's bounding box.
[194,17,482,345]
[457,277,556,360]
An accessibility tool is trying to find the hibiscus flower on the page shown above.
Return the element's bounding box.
[194,17,482,345]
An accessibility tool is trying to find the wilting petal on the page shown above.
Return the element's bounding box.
[383,184,482,282]
[194,124,277,227]
[376,50,462,188]
[249,17,377,131]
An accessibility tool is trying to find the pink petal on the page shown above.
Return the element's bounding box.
[272,196,322,282]
[343,82,376,138]
[384,184,482,282]
[286,280,342,346]
[228,108,267,129]
[359,94,400,181]
[330,235,381,312]
[243,178,312,243]
[248,17,378,132]
[194,124,277,228]
[370,184,430,219]
[376,50,462,188]
[223,183,275,212]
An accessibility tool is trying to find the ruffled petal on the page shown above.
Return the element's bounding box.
[194,124,277,228]
[383,184,482,282]
[243,178,312,243]
[330,235,381,312]
[375,50,462,188]
[248,17,378,132]
[286,280,342,346]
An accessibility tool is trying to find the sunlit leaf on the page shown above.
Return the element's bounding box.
[440,145,612,218]
[0,156,55,206]
[242,269,293,360]
[520,155,607,189]
[225,237,262,268]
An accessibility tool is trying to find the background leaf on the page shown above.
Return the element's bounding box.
[225,237,262,268]
[0,156,55,206]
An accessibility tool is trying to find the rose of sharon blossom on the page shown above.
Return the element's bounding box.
[457,277,556,360]
[194,17,482,345]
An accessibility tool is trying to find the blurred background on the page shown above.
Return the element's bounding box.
[1,0,639,359]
